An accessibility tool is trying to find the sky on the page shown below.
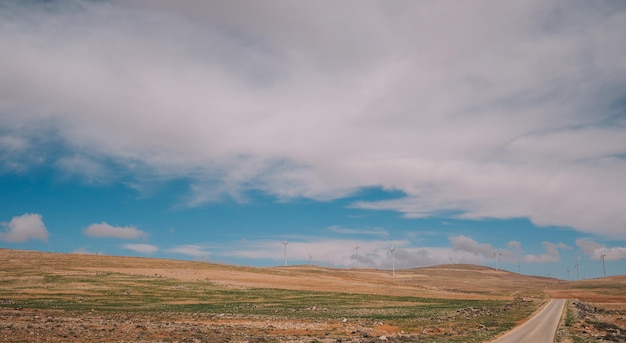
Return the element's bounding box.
[1,1,626,280]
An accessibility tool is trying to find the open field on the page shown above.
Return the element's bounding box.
[1,249,625,342]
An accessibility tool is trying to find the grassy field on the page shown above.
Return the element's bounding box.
[0,269,539,342]
[1,249,624,342]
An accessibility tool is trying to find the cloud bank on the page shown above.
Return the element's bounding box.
[1,1,626,238]
[209,237,488,269]
[576,239,626,261]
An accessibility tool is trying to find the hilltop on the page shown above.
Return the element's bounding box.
[2,248,620,302]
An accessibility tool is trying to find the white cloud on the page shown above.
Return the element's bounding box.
[449,235,494,259]
[447,236,527,266]
[576,239,626,261]
[0,213,49,242]
[72,248,91,254]
[213,238,394,267]
[576,239,603,257]
[524,242,569,263]
[123,243,159,254]
[166,245,210,258]
[1,1,626,238]
[84,222,148,239]
[71,247,100,255]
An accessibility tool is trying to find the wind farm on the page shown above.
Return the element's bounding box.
[1,248,625,342]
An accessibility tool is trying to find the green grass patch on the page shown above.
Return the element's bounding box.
[0,270,541,342]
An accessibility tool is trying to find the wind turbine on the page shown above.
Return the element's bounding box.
[282,240,288,266]
[308,250,313,266]
[575,257,580,281]
[492,250,500,271]
[601,250,606,278]
[355,242,360,268]
[566,267,570,281]
[389,245,396,276]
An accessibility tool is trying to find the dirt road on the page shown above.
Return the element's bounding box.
[490,299,565,343]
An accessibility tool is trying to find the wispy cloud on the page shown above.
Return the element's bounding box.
[84,222,148,240]
[123,243,159,254]
[166,245,210,259]
[0,213,49,243]
[327,225,388,237]
[55,155,112,184]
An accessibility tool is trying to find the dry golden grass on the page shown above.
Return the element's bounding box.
[1,248,624,342]
[2,248,624,301]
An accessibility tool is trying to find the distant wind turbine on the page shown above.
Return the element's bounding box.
[308,250,313,266]
[389,245,396,276]
[601,250,606,278]
[566,267,570,281]
[355,242,360,268]
[282,240,288,266]
[492,250,501,271]
[575,256,580,281]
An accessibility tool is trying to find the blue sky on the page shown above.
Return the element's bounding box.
[1,1,625,279]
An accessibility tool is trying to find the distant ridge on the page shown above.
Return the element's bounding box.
[1,248,625,303]
[414,263,498,271]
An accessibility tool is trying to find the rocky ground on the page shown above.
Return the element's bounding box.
[0,307,431,343]
[556,300,626,343]
[0,297,539,343]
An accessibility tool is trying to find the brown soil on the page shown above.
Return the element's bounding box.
[1,249,625,342]
[0,249,564,299]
